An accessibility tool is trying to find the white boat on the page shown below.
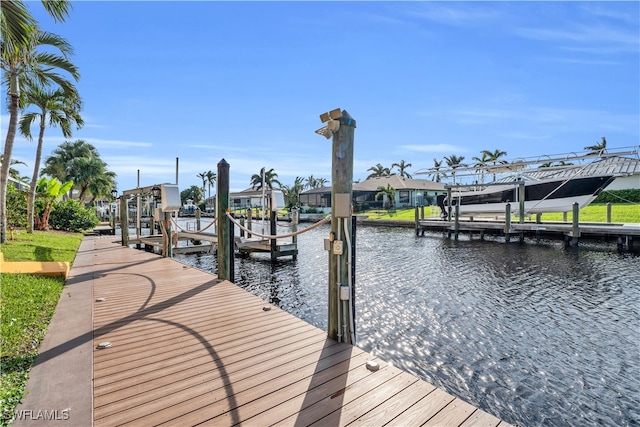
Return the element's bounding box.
[437,174,616,216]
[182,199,197,215]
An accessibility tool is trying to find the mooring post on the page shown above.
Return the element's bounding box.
[164,212,173,258]
[292,206,298,261]
[505,203,512,243]
[606,202,612,223]
[217,159,231,281]
[270,210,277,261]
[119,196,128,246]
[328,109,356,345]
[247,208,252,238]
[454,204,460,240]
[415,205,420,236]
[571,202,580,246]
[518,181,525,224]
[195,208,201,231]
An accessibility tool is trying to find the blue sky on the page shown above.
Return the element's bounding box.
[5,1,639,193]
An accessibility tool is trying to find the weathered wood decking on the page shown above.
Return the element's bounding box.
[22,236,514,426]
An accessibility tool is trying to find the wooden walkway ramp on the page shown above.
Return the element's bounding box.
[86,237,511,426]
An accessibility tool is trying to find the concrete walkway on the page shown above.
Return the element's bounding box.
[13,237,96,426]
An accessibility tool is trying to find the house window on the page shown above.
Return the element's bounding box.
[399,191,410,204]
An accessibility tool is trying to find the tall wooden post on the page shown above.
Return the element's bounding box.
[217,159,231,281]
[119,196,128,246]
[270,210,277,261]
[571,202,580,246]
[328,110,356,344]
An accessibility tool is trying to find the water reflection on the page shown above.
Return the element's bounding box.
[175,222,639,427]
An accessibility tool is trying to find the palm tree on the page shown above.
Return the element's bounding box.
[392,160,412,179]
[1,0,71,50]
[481,149,507,182]
[40,140,116,203]
[250,167,281,190]
[197,171,207,200]
[1,23,79,242]
[0,155,28,181]
[41,140,99,197]
[375,184,395,209]
[19,84,83,232]
[428,158,444,183]
[366,163,391,179]
[305,175,317,190]
[584,137,607,154]
[316,177,328,187]
[69,156,113,202]
[472,151,491,185]
[444,154,466,184]
[282,176,305,207]
[205,170,216,210]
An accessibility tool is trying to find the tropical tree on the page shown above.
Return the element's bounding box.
[180,185,203,205]
[472,151,491,184]
[19,84,83,232]
[0,155,28,181]
[206,170,216,205]
[34,176,73,231]
[481,148,508,182]
[444,154,466,184]
[305,175,317,189]
[70,156,115,202]
[1,0,71,51]
[316,177,328,187]
[196,171,207,201]
[391,160,412,179]
[428,158,444,183]
[375,184,395,210]
[1,24,79,242]
[584,137,607,154]
[250,167,281,190]
[41,140,114,202]
[366,163,391,179]
[281,176,306,207]
[41,139,97,183]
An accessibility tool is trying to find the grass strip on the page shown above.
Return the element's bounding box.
[1,231,82,262]
[1,231,82,426]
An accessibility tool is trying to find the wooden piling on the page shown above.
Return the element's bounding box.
[217,159,231,281]
[328,110,356,345]
[119,196,128,246]
[571,202,580,246]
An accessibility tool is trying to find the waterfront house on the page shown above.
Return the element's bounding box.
[299,176,445,213]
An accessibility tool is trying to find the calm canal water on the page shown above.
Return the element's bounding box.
[174,220,640,427]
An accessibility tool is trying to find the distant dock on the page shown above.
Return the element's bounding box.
[414,205,639,252]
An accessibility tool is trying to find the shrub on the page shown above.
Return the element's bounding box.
[48,199,99,232]
[6,183,27,230]
[593,189,640,204]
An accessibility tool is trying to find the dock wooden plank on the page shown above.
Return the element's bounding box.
[348,379,437,426]
[84,236,512,427]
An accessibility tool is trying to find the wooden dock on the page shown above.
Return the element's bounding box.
[22,236,514,426]
[417,218,639,251]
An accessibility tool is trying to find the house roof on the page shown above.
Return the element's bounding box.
[503,155,640,182]
[353,175,445,192]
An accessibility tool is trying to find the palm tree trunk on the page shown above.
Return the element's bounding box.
[27,119,47,233]
[0,91,20,243]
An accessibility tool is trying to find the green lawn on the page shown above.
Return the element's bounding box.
[362,203,639,224]
[1,231,82,426]
[1,231,82,262]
